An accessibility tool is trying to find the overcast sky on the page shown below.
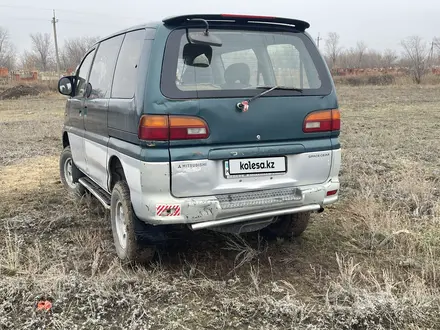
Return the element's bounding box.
[0,0,438,54]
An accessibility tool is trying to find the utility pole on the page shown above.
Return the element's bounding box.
[316,33,321,49]
[428,40,434,66]
[52,10,60,76]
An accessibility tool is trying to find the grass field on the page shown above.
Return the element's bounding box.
[1,85,440,329]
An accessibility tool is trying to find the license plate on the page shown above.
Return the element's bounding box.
[226,157,287,175]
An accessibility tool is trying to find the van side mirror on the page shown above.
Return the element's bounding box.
[58,76,74,96]
[85,83,93,98]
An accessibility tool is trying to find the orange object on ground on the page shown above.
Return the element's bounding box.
[36,300,52,311]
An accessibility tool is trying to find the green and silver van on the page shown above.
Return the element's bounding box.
[58,14,341,263]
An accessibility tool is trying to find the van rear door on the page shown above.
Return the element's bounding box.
[158,22,339,198]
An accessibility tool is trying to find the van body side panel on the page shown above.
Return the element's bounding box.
[108,28,155,137]
[65,97,87,171]
[66,132,86,173]
[107,138,170,163]
[83,98,110,188]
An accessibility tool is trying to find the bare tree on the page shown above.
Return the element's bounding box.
[381,49,398,68]
[325,32,342,69]
[0,26,16,69]
[364,50,383,68]
[338,48,356,69]
[401,36,429,84]
[20,50,38,71]
[432,37,440,65]
[30,32,53,71]
[355,41,367,68]
[61,36,99,71]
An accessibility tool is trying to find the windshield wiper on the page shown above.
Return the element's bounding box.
[236,85,303,112]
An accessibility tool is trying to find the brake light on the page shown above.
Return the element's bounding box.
[138,115,209,141]
[169,116,209,140]
[303,109,340,133]
[221,14,275,19]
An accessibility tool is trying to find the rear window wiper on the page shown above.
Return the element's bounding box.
[236,85,303,112]
[255,85,303,93]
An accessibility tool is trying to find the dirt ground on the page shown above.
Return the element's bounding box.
[1,86,440,329]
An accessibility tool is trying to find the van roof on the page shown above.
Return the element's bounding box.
[96,14,310,45]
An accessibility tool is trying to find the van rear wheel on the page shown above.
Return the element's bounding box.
[262,212,311,239]
[110,180,156,264]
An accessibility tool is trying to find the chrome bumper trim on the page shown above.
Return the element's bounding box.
[189,204,321,230]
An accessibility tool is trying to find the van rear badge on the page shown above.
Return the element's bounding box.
[256,135,261,140]
[236,100,249,112]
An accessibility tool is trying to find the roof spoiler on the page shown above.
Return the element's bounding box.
[162,14,310,31]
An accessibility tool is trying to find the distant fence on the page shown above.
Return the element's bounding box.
[331,66,440,77]
[0,67,75,84]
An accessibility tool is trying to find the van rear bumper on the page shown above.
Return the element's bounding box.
[131,162,340,226]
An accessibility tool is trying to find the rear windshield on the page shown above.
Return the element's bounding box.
[160,26,332,99]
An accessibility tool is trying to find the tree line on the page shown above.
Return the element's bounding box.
[0,27,99,73]
[324,32,440,83]
[1,26,439,84]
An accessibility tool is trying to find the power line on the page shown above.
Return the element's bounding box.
[0,4,145,20]
[0,14,127,25]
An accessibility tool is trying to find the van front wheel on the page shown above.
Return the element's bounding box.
[59,146,85,197]
[262,212,311,239]
[110,180,155,264]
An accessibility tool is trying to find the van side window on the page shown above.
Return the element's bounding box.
[75,49,95,97]
[87,35,124,99]
[221,49,260,86]
[112,29,146,99]
[267,44,321,89]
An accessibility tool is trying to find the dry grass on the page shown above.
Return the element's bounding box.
[1,86,440,329]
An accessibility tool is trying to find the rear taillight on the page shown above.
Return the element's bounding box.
[138,115,209,141]
[303,109,340,133]
[327,189,338,196]
[139,115,169,140]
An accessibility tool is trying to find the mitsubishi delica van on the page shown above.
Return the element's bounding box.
[57,14,341,263]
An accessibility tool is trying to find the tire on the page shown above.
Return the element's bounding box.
[110,180,156,264]
[262,212,311,239]
[59,146,86,197]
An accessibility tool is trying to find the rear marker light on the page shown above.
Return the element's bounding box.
[327,190,338,196]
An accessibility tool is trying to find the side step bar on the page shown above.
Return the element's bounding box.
[78,177,111,210]
[190,204,322,231]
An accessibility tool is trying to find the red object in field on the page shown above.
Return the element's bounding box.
[0,67,8,77]
[36,300,52,311]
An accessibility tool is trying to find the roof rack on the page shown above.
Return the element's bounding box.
[162,14,310,31]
